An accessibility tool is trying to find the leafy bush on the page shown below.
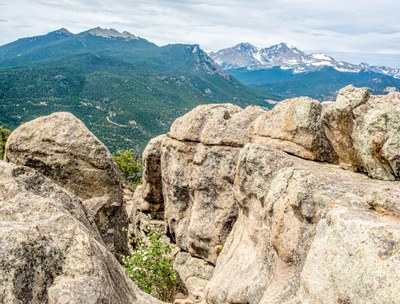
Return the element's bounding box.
[122,227,179,302]
[112,149,142,187]
[0,125,10,160]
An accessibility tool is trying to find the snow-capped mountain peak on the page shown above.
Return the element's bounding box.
[258,43,309,67]
[209,43,260,69]
[210,42,315,70]
[234,42,258,51]
[268,42,298,53]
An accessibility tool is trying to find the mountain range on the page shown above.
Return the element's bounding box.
[209,43,400,100]
[0,28,269,151]
[210,42,400,78]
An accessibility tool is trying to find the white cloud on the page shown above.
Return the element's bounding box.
[0,0,399,67]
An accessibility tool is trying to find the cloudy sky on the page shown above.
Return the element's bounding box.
[1,0,399,67]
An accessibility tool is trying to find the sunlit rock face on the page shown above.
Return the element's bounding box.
[136,86,400,303]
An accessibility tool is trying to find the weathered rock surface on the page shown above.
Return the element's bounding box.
[174,252,215,303]
[169,104,264,146]
[161,136,239,265]
[141,135,166,205]
[136,86,400,304]
[162,104,266,265]
[323,85,400,180]
[252,96,337,162]
[5,112,128,255]
[174,252,215,287]
[0,161,162,304]
[298,206,400,304]
[205,143,400,304]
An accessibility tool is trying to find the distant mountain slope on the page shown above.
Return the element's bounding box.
[210,43,400,100]
[0,28,270,151]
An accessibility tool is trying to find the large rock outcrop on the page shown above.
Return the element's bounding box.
[5,112,128,255]
[0,161,162,303]
[206,143,400,304]
[132,104,265,263]
[135,86,400,303]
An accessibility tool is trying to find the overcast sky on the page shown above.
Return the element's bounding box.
[1,0,399,67]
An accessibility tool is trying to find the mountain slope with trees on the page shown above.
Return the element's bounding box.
[0,28,270,151]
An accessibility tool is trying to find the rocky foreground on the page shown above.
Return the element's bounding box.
[0,85,399,303]
[134,86,400,304]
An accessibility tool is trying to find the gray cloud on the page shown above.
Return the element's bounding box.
[0,0,399,67]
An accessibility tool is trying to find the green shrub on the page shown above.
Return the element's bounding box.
[112,149,142,187]
[122,227,179,302]
[0,126,10,160]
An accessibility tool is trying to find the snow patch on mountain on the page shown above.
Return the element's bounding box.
[311,53,333,61]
